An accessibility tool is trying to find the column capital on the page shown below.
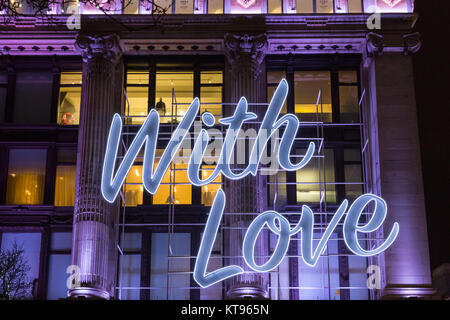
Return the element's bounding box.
[224,33,267,78]
[403,32,422,55]
[366,32,384,57]
[76,33,122,64]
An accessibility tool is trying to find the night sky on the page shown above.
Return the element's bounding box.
[413,1,450,270]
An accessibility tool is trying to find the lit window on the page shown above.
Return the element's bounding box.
[124,165,144,207]
[54,149,77,207]
[126,71,149,125]
[154,0,173,13]
[155,72,193,124]
[200,71,223,123]
[57,72,82,126]
[208,0,223,13]
[267,71,287,114]
[201,166,222,206]
[268,0,282,13]
[339,71,360,123]
[47,232,72,300]
[294,71,332,122]
[124,0,140,13]
[296,149,336,203]
[175,0,194,13]
[296,0,314,13]
[6,149,47,205]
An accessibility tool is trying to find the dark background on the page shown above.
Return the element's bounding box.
[413,1,450,270]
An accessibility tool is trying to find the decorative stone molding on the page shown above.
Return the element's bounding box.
[224,33,267,79]
[403,32,422,55]
[76,33,122,64]
[366,32,384,57]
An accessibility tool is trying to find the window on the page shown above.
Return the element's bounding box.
[154,0,173,13]
[6,149,47,205]
[175,0,194,13]
[208,0,223,13]
[296,0,335,13]
[14,71,53,124]
[268,0,282,13]
[294,71,332,122]
[118,232,142,300]
[46,232,72,300]
[201,165,222,206]
[155,72,193,124]
[200,71,223,122]
[153,161,191,205]
[126,71,149,125]
[0,72,6,123]
[344,149,363,200]
[339,71,359,123]
[57,72,82,125]
[124,165,144,207]
[1,232,42,299]
[296,148,336,204]
[267,71,287,114]
[54,149,77,206]
[150,233,191,300]
[123,0,140,13]
[229,0,263,13]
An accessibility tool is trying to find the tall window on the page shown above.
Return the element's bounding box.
[294,71,332,122]
[46,232,72,300]
[124,165,144,207]
[200,71,223,122]
[201,165,222,206]
[14,71,53,124]
[267,70,287,113]
[6,149,47,205]
[155,71,193,124]
[118,232,142,300]
[1,232,42,298]
[338,70,360,123]
[57,72,82,126]
[54,149,77,206]
[150,233,191,299]
[153,160,191,204]
[126,71,149,125]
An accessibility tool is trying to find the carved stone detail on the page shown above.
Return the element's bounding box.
[403,32,422,55]
[76,33,122,64]
[224,33,267,79]
[366,32,384,57]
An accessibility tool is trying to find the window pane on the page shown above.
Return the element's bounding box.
[6,149,47,205]
[14,71,52,124]
[1,232,42,299]
[296,149,335,203]
[155,72,193,124]
[339,70,357,83]
[175,0,194,13]
[348,0,362,13]
[46,254,71,300]
[316,0,334,13]
[297,0,314,13]
[200,86,222,121]
[153,162,191,205]
[345,164,363,200]
[201,166,221,206]
[150,233,190,300]
[267,86,287,114]
[339,86,359,123]
[269,171,287,206]
[268,0,282,13]
[208,0,223,13]
[200,71,222,85]
[126,71,149,125]
[122,232,142,251]
[124,165,143,207]
[60,72,82,85]
[119,254,141,300]
[154,0,172,13]
[267,71,285,84]
[124,0,140,13]
[229,0,262,13]
[294,71,332,122]
[55,165,76,206]
[50,232,72,251]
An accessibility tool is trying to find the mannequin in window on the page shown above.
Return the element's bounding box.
[61,112,74,125]
[155,98,166,117]
[59,92,76,125]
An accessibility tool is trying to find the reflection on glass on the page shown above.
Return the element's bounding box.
[155,72,193,124]
[294,71,332,122]
[55,165,76,206]
[124,165,143,207]
[296,149,336,203]
[201,166,221,206]
[58,72,82,126]
[339,86,359,123]
[6,149,47,205]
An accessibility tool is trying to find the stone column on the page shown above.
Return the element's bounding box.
[69,34,122,299]
[363,32,434,299]
[223,33,269,299]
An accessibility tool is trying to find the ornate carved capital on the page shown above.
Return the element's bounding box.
[403,32,422,55]
[224,33,268,79]
[366,32,384,57]
[76,33,122,64]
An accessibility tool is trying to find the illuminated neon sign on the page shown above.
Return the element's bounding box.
[101,79,399,288]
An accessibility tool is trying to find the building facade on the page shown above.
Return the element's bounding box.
[0,0,434,300]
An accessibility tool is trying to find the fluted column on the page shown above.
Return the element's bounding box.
[69,34,122,299]
[363,32,434,299]
[223,33,269,299]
